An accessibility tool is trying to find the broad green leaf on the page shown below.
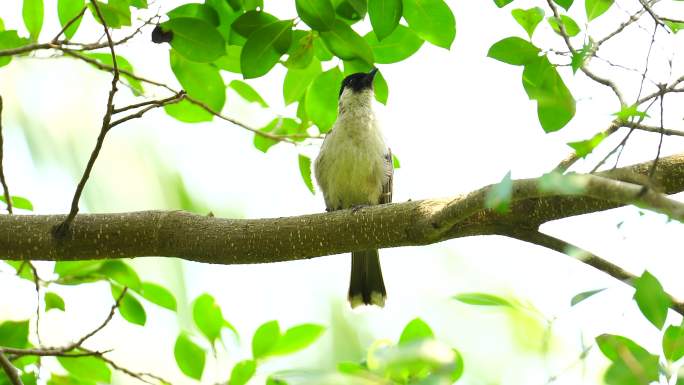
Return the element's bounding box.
[214,45,242,73]
[232,11,278,38]
[23,0,44,40]
[570,288,606,305]
[571,42,591,73]
[597,334,651,361]
[0,18,4,31]
[166,50,225,122]
[567,132,606,158]
[522,55,575,132]
[402,0,456,49]
[45,292,66,311]
[244,0,264,10]
[633,271,671,329]
[451,349,465,382]
[88,0,131,28]
[538,171,586,194]
[174,333,206,380]
[0,31,30,68]
[663,324,684,362]
[168,3,220,26]
[111,284,146,326]
[392,153,400,168]
[296,0,335,31]
[229,80,268,107]
[271,323,325,355]
[285,31,314,69]
[368,0,402,40]
[511,7,544,38]
[57,0,85,39]
[0,321,29,348]
[241,20,294,79]
[313,36,334,61]
[453,292,513,307]
[399,318,434,345]
[298,155,315,194]
[162,17,225,62]
[548,15,580,36]
[613,105,649,121]
[665,20,684,33]
[320,20,374,64]
[596,334,659,385]
[553,0,574,10]
[493,0,514,7]
[364,25,424,64]
[487,37,540,65]
[252,320,281,359]
[129,0,147,8]
[586,0,613,21]
[334,0,368,22]
[284,58,322,105]
[82,53,144,95]
[229,360,256,385]
[54,260,103,277]
[0,195,33,211]
[57,354,111,383]
[254,118,304,152]
[205,0,241,41]
[193,293,225,345]
[485,171,512,213]
[305,67,343,132]
[98,260,141,291]
[337,361,366,374]
[140,282,177,311]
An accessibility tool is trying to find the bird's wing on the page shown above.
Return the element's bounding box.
[380,148,393,204]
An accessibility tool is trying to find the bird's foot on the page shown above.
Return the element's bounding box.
[350,204,369,213]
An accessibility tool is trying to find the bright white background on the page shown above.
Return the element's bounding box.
[0,0,683,384]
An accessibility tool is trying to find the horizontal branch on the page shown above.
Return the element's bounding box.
[1,154,682,263]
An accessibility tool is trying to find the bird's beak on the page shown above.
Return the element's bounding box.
[368,68,379,79]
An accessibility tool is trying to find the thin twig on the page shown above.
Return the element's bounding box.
[109,93,186,128]
[0,95,11,214]
[81,348,172,385]
[637,0,665,27]
[51,6,88,43]
[27,262,42,346]
[0,350,23,385]
[596,8,648,46]
[649,91,666,179]
[56,0,120,235]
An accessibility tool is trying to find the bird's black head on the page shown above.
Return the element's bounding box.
[339,68,378,97]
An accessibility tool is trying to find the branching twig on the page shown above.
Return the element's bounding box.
[51,6,88,44]
[0,95,11,214]
[109,93,186,128]
[81,348,172,385]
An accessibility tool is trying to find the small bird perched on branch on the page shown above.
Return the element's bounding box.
[314,68,393,308]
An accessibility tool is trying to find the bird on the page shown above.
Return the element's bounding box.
[314,68,393,308]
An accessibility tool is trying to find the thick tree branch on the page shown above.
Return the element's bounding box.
[1,154,682,263]
[0,350,22,385]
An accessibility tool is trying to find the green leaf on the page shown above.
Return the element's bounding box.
[548,15,580,37]
[0,195,33,211]
[392,153,400,168]
[54,260,103,277]
[140,282,177,311]
[633,271,671,329]
[320,20,374,64]
[364,25,424,64]
[453,292,513,307]
[45,292,66,312]
[368,0,402,40]
[553,0,574,10]
[4,261,36,281]
[229,360,256,385]
[402,0,456,49]
[663,324,684,362]
[241,20,294,79]
[168,3,220,26]
[284,58,322,105]
[252,320,281,359]
[46,374,94,385]
[82,53,144,95]
[0,321,29,348]
[451,349,465,382]
[88,0,131,28]
[665,20,684,33]
[613,105,649,121]
[0,18,4,31]
[298,155,315,194]
[214,45,242,73]
[337,361,366,374]
[254,118,304,152]
[166,50,225,122]
[567,132,606,158]
[285,31,315,69]
[192,293,226,346]
[399,318,434,345]
[23,0,44,40]
[0,31,30,68]
[129,0,147,8]
[313,36,334,61]
[232,11,278,38]
[493,0,514,7]
[487,36,540,65]
[271,324,325,355]
[111,284,146,326]
[305,67,343,132]
[485,171,512,213]
[205,0,241,41]
[98,260,141,291]
[511,7,544,38]
[570,288,606,306]
[586,0,613,21]
[57,0,85,39]
[162,17,225,62]
[571,42,591,73]
[296,0,335,31]
[522,55,575,132]
[229,80,268,107]
[58,354,111,383]
[174,333,206,380]
[538,171,586,194]
[334,0,368,22]
[244,0,264,10]
[596,334,659,385]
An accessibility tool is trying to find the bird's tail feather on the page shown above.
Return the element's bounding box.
[348,250,386,308]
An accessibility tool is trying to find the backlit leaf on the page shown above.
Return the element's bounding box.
[402,0,456,49]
